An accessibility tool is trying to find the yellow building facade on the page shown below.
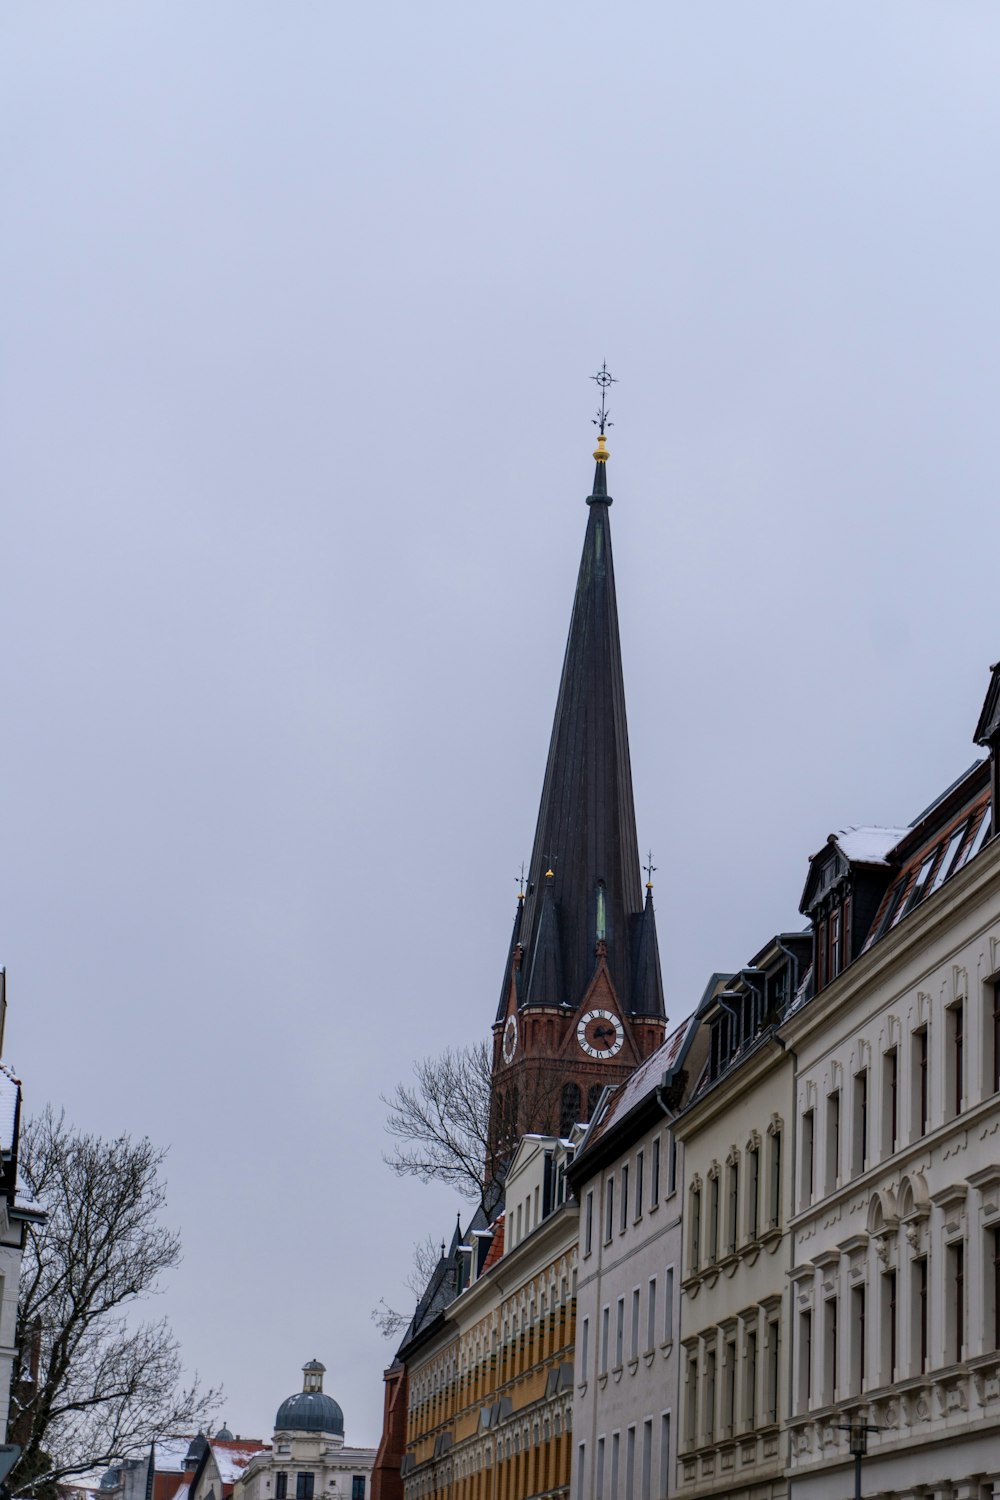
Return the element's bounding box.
[402,1136,579,1500]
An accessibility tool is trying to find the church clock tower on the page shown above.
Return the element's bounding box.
[490,394,667,1167]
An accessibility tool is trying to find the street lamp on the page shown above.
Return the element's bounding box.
[835,1420,879,1500]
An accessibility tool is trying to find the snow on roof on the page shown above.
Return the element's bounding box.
[155,1437,198,1472]
[0,1063,20,1156]
[168,1481,189,1500]
[13,1176,44,1217]
[831,827,908,865]
[211,1446,264,1486]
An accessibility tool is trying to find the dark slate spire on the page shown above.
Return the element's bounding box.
[524,870,564,1006]
[631,884,665,1016]
[502,433,660,1018]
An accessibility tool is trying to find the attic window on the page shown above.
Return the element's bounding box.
[902,853,938,916]
[928,822,968,897]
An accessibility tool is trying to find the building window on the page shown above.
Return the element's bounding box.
[990,978,1000,1095]
[829,905,843,979]
[625,1427,636,1500]
[913,1027,928,1137]
[585,1191,594,1256]
[689,1185,701,1273]
[850,1285,866,1394]
[704,1349,716,1441]
[852,1070,868,1177]
[620,1163,629,1232]
[882,1048,898,1156]
[611,1432,620,1500]
[801,1110,815,1206]
[824,1298,838,1404]
[708,1173,720,1262]
[635,1150,644,1220]
[726,1158,739,1255]
[826,1090,840,1191]
[882,1270,897,1385]
[664,1266,674,1344]
[747,1144,760,1239]
[646,1278,657,1353]
[912,1256,928,1373]
[768,1129,781,1228]
[631,1288,640,1360]
[659,1417,670,1500]
[797,1310,812,1411]
[765,1317,779,1424]
[596,1437,605,1500]
[650,1136,661,1206]
[615,1297,625,1367]
[687,1358,703,1449]
[605,1178,615,1243]
[601,1306,610,1374]
[949,1002,964,1117]
[580,1316,590,1379]
[588,1083,603,1118]
[351,1481,365,1500]
[275,1478,287,1500]
[577,1445,586,1500]
[296,1476,314,1500]
[989,1226,1000,1352]
[668,1133,678,1195]
[723,1334,736,1435]
[948,1240,965,1363]
[745,1327,757,1427]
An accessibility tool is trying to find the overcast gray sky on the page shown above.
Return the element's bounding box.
[3,1,999,1447]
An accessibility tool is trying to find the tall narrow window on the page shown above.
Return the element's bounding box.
[745,1328,757,1427]
[991,1226,1000,1352]
[615,1297,625,1367]
[801,1110,815,1205]
[765,1318,780,1423]
[883,1270,897,1384]
[601,1306,610,1374]
[913,1027,928,1137]
[650,1136,661,1206]
[950,1002,964,1116]
[685,1353,698,1447]
[768,1130,782,1227]
[747,1144,760,1239]
[611,1433,620,1500]
[276,1477,288,1499]
[577,1445,586,1500]
[646,1278,657,1353]
[852,1070,868,1176]
[913,1256,928,1372]
[882,1048,898,1155]
[585,1191,594,1256]
[659,1417,670,1500]
[561,1082,582,1137]
[824,1298,838,1403]
[829,906,843,978]
[605,1178,615,1243]
[580,1317,590,1380]
[641,1420,652,1500]
[635,1150,644,1220]
[596,1438,605,1500]
[620,1163,629,1232]
[668,1133,678,1195]
[851,1286,866,1394]
[689,1186,701,1273]
[991,979,1000,1095]
[625,1427,636,1500]
[351,1480,365,1500]
[797,1311,812,1411]
[631,1288,640,1360]
[664,1267,674,1344]
[727,1158,739,1254]
[704,1350,716,1441]
[949,1241,965,1362]
[723,1335,736,1435]
[826,1091,840,1190]
[296,1475,314,1500]
[708,1174,720,1262]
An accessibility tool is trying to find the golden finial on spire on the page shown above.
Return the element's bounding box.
[593,432,610,464]
[644,850,656,891]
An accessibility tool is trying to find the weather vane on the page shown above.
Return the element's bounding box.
[644,850,657,887]
[591,362,617,436]
[516,862,527,899]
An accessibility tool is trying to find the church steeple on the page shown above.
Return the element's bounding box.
[498,424,663,1023]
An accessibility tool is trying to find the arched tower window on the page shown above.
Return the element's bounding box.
[587,1083,603,1119]
[560,1082,582,1137]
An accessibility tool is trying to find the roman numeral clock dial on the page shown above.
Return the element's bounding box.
[577,1008,624,1059]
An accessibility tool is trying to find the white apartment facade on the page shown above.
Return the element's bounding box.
[785,754,999,1500]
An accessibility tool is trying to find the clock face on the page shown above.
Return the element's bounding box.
[577,1008,624,1059]
[502,1014,518,1064]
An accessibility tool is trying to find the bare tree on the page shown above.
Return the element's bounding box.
[370,1234,443,1339]
[10,1108,220,1498]
[382,1041,561,1203]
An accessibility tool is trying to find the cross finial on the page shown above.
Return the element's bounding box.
[644,850,656,890]
[516,862,527,901]
[591,362,617,436]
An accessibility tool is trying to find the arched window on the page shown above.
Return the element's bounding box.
[560,1082,582,1136]
[587,1083,603,1119]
